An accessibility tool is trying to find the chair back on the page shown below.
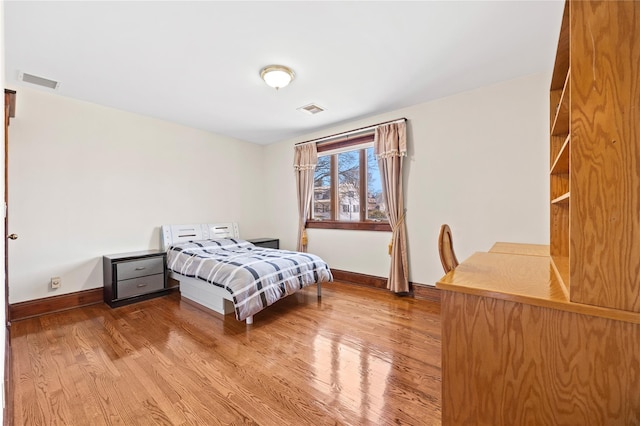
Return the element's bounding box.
[439,224,459,273]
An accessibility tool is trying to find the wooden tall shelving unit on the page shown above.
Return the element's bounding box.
[566,0,640,312]
[437,1,640,423]
[550,0,640,313]
[549,1,570,286]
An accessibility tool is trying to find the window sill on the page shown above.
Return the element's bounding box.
[306,221,391,232]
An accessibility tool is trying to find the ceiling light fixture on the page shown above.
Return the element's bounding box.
[260,65,295,90]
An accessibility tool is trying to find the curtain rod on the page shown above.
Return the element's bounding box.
[294,117,407,146]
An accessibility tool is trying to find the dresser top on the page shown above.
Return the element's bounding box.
[103,249,165,261]
[437,244,640,325]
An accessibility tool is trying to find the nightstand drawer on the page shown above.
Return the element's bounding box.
[116,257,164,280]
[248,238,279,249]
[104,250,168,308]
[117,274,165,299]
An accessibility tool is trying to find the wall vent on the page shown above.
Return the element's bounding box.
[18,72,60,90]
[297,103,325,115]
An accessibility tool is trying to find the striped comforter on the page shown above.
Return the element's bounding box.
[166,239,332,321]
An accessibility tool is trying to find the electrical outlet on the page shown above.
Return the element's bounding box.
[51,277,61,289]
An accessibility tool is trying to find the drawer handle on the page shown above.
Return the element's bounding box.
[135,266,146,271]
[136,283,148,288]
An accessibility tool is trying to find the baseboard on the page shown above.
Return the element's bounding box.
[9,288,103,321]
[331,269,388,289]
[412,284,441,303]
[330,269,441,303]
[8,272,440,321]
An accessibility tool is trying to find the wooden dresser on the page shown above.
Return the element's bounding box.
[437,1,640,424]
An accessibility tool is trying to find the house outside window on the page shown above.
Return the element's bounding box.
[308,133,390,232]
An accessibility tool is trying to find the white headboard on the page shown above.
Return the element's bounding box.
[161,222,240,250]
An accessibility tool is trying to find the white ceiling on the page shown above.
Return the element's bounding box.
[4,1,565,145]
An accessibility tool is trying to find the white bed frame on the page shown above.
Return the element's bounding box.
[161,223,251,322]
[161,223,240,248]
[161,222,322,325]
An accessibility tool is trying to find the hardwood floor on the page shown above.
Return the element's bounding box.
[10,281,442,425]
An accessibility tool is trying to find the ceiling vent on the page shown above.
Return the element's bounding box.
[18,72,60,90]
[297,103,325,115]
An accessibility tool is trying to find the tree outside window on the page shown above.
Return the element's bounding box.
[310,143,389,231]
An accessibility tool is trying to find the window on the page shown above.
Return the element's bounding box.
[312,156,332,220]
[309,135,390,231]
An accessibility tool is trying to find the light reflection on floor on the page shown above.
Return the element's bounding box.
[312,331,392,423]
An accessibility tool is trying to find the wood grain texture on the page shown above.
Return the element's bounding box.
[438,224,459,274]
[550,0,570,91]
[550,202,570,258]
[4,327,12,426]
[437,251,568,303]
[550,134,570,175]
[306,220,392,232]
[9,288,103,321]
[412,284,441,304]
[551,192,570,205]
[550,143,569,201]
[437,251,640,325]
[489,242,549,257]
[569,0,640,312]
[550,254,570,300]
[549,89,563,140]
[11,281,442,425]
[333,268,441,301]
[549,56,569,262]
[330,268,388,289]
[551,70,570,136]
[441,290,640,425]
[549,134,570,259]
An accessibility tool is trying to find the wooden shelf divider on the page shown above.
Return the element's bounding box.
[550,134,570,175]
[551,192,570,204]
[550,255,570,299]
[550,69,570,136]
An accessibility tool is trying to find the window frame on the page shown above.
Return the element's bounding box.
[307,133,391,232]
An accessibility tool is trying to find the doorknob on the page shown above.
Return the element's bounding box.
[7,234,17,240]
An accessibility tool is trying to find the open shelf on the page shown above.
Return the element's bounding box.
[550,134,570,175]
[550,1,571,91]
[549,0,571,279]
[551,69,571,136]
[550,255,570,299]
[551,192,570,205]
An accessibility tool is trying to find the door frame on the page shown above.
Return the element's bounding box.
[4,88,16,426]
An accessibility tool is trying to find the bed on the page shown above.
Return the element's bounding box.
[161,223,332,324]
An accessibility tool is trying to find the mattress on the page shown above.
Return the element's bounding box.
[166,238,332,321]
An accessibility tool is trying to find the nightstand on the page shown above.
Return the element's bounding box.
[247,238,279,249]
[103,249,169,307]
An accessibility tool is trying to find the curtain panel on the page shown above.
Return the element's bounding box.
[374,122,409,293]
[293,143,318,252]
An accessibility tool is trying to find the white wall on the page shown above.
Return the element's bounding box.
[7,71,551,303]
[263,72,551,286]
[7,87,265,303]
